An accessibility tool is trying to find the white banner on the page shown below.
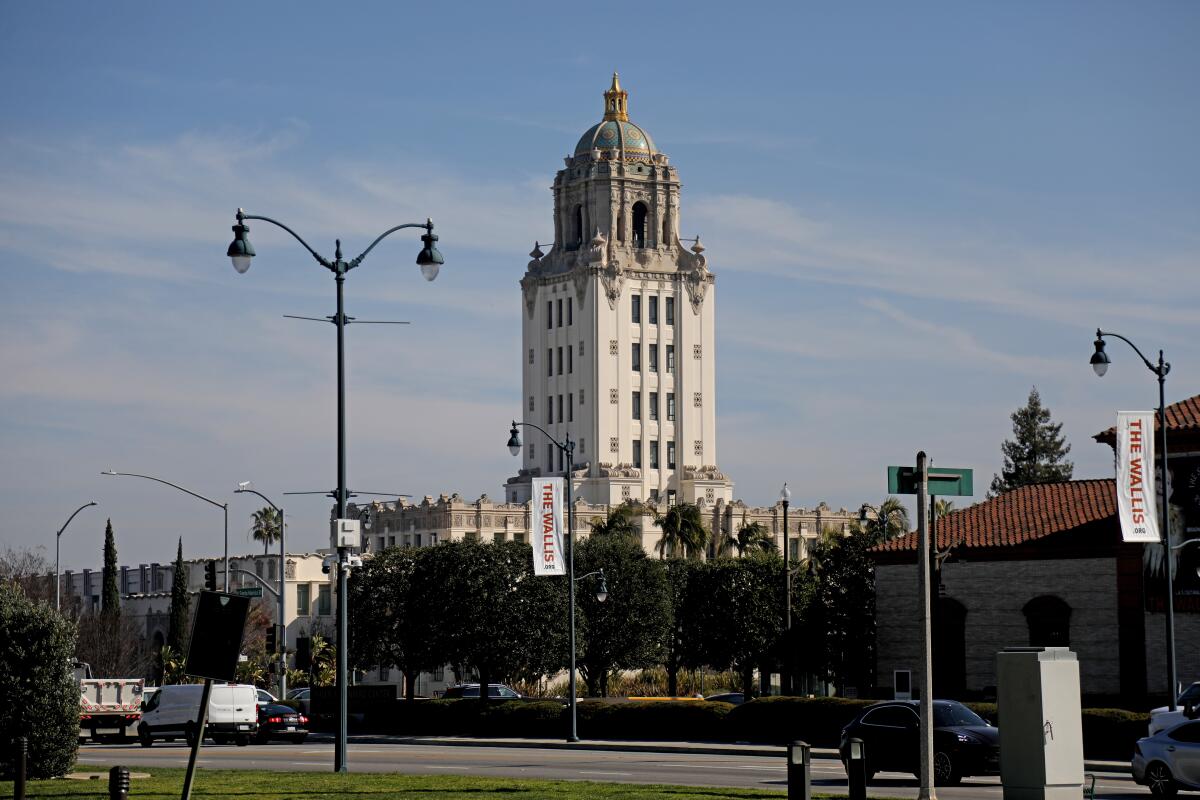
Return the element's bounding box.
[532,477,567,576]
[1116,411,1161,543]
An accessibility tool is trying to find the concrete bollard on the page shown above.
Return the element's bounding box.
[787,740,811,800]
[108,766,131,800]
[846,737,867,800]
[12,737,26,800]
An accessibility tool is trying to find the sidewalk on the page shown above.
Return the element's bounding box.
[313,733,1131,775]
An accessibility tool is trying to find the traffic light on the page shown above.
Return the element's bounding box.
[265,624,277,654]
[204,560,217,592]
[295,636,311,672]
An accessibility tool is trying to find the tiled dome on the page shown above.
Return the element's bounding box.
[574,120,657,158]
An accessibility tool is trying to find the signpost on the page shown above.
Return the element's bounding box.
[888,455,973,800]
[236,586,263,598]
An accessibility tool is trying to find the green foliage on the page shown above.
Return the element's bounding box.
[654,503,709,560]
[577,699,731,740]
[725,696,872,746]
[308,633,336,687]
[795,527,876,694]
[863,497,909,545]
[101,519,119,617]
[1079,707,1151,760]
[167,538,190,655]
[718,521,778,559]
[587,505,643,541]
[249,506,282,555]
[575,532,670,696]
[158,645,193,685]
[0,582,79,778]
[990,386,1074,496]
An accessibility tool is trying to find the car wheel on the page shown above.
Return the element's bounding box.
[235,735,249,747]
[934,751,961,785]
[138,724,153,748]
[293,734,308,745]
[1147,762,1178,797]
[184,723,197,748]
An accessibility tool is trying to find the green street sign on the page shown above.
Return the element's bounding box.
[235,587,263,598]
[888,466,974,496]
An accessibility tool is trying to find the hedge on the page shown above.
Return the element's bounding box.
[725,696,872,747]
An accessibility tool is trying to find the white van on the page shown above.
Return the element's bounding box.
[138,683,259,746]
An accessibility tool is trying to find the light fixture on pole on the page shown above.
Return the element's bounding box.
[507,420,592,742]
[1090,327,1177,707]
[227,208,443,773]
[101,470,229,591]
[780,482,791,695]
[55,501,98,612]
[234,483,287,700]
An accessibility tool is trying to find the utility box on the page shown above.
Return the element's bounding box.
[331,518,361,549]
[997,647,1084,800]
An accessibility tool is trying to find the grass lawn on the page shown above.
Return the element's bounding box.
[2,767,802,800]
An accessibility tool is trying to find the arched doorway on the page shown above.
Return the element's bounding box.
[632,202,647,248]
[933,597,967,697]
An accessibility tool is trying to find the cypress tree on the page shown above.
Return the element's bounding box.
[167,538,190,654]
[989,387,1074,496]
[101,519,120,616]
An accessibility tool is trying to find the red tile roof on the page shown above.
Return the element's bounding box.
[872,479,1116,553]
[1093,393,1200,445]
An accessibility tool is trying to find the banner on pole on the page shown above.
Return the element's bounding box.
[532,477,567,575]
[1116,411,1161,543]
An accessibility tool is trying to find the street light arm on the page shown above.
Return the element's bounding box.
[573,570,605,582]
[238,212,334,271]
[102,470,225,510]
[346,221,432,271]
[57,501,97,539]
[234,487,281,513]
[512,420,570,454]
[227,568,281,598]
[1098,329,1167,376]
[1170,539,1200,552]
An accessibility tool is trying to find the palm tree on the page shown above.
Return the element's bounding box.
[589,504,642,540]
[865,497,909,545]
[249,506,282,555]
[717,520,777,558]
[654,503,709,560]
[934,499,955,519]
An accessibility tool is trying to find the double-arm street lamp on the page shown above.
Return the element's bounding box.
[234,483,287,700]
[227,208,443,773]
[101,470,228,590]
[506,421,608,742]
[1090,328,1181,708]
[55,501,98,612]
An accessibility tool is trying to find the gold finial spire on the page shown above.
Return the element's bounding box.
[603,71,629,122]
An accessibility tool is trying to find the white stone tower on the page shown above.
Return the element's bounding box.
[505,74,733,508]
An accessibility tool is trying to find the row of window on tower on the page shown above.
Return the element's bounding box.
[632,439,676,471]
[632,342,675,373]
[631,294,674,326]
[632,391,675,422]
[547,297,574,329]
[547,393,575,425]
[547,345,575,376]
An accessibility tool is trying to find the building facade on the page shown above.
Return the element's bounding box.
[506,74,733,508]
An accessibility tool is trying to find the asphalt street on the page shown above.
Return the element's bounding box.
[78,740,1150,798]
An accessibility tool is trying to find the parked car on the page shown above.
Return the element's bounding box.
[256,688,278,706]
[1148,682,1200,736]
[838,700,999,785]
[1133,720,1200,795]
[286,687,310,715]
[138,683,258,747]
[441,683,523,699]
[255,702,309,744]
[705,692,745,705]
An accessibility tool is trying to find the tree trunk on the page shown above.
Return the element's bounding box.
[599,669,609,698]
[478,667,491,707]
[667,660,679,697]
[741,662,754,701]
[403,668,416,702]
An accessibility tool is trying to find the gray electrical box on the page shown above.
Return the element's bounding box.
[997,647,1084,800]
[330,518,361,549]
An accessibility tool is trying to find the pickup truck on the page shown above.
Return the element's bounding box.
[75,661,144,742]
[1148,681,1200,736]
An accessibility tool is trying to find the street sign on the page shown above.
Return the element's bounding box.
[186,591,250,682]
[236,587,263,598]
[888,465,973,496]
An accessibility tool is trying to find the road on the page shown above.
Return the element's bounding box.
[78,740,1149,798]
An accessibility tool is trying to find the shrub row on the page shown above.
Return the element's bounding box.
[327,695,1151,760]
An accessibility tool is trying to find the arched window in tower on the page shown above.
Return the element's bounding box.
[632,201,648,249]
[1024,595,1071,647]
[662,211,671,245]
[572,205,584,250]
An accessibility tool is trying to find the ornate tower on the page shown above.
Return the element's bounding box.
[506,74,733,508]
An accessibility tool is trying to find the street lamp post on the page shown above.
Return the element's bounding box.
[235,484,287,700]
[55,501,98,612]
[1090,328,1179,708]
[780,483,791,695]
[101,470,228,590]
[227,208,443,773]
[508,421,607,742]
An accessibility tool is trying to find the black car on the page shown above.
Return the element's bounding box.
[838,700,999,785]
[255,703,308,744]
[441,683,523,700]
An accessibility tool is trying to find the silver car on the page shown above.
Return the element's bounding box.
[1133,720,1200,795]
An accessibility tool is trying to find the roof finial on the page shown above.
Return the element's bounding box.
[603,72,629,122]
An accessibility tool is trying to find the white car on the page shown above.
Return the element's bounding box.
[256,688,278,706]
[1149,682,1200,736]
[138,683,259,746]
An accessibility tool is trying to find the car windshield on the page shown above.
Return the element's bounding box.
[1180,684,1200,706]
[934,702,988,727]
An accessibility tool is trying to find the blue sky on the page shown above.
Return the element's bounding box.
[2,2,1197,570]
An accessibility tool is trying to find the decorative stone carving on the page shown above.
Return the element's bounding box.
[596,462,641,478]
[681,465,726,481]
[573,266,589,308]
[677,237,710,313]
[520,273,537,319]
[285,559,296,579]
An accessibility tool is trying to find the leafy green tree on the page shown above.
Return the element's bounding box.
[654,503,710,560]
[662,559,699,697]
[167,538,190,655]
[588,504,643,541]
[349,546,438,701]
[101,519,119,617]
[575,531,670,696]
[990,386,1074,496]
[0,582,79,778]
[249,507,282,555]
[679,559,783,701]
